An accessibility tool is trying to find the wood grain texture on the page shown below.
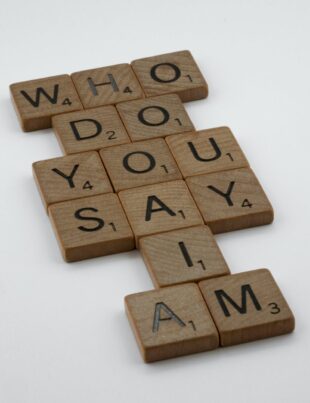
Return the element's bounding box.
[166,127,249,177]
[52,106,130,155]
[125,283,219,362]
[71,64,144,109]
[33,151,112,212]
[186,168,274,233]
[118,180,203,246]
[199,269,295,346]
[10,75,83,131]
[131,50,208,102]
[140,226,230,288]
[48,193,134,262]
[116,94,194,141]
[99,138,182,192]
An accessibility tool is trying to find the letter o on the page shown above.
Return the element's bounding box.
[150,62,181,83]
[138,106,170,127]
[123,151,156,174]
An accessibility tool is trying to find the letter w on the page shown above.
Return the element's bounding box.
[20,84,59,107]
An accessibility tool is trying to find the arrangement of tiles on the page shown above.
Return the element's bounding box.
[10,50,295,363]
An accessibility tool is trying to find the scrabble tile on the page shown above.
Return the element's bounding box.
[99,138,182,192]
[166,127,249,177]
[119,180,203,246]
[33,151,112,212]
[125,283,219,362]
[186,168,274,233]
[199,269,295,346]
[140,226,230,288]
[52,106,130,155]
[49,193,135,262]
[10,75,83,131]
[71,64,144,109]
[131,50,208,102]
[116,94,194,142]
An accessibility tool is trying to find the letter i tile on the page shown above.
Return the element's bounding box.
[140,226,230,287]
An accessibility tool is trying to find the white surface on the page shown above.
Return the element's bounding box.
[0,1,309,402]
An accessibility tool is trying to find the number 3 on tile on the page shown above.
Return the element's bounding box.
[268,302,280,314]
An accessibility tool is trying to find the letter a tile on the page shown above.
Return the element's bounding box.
[118,180,203,246]
[71,64,144,109]
[52,106,130,155]
[10,75,83,131]
[125,283,219,362]
[49,193,134,262]
[166,127,249,177]
[199,269,295,346]
[33,151,113,211]
[131,50,208,102]
[186,168,274,233]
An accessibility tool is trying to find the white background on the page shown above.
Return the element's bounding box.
[0,1,309,402]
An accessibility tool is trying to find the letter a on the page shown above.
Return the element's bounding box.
[145,195,176,221]
[152,302,186,332]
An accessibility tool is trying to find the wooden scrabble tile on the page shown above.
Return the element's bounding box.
[71,64,144,109]
[125,283,219,362]
[119,180,203,246]
[199,269,295,346]
[48,193,135,262]
[10,75,83,132]
[131,50,208,102]
[186,168,274,233]
[33,151,112,212]
[99,138,182,192]
[140,226,230,288]
[166,127,249,177]
[116,94,194,142]
[52,106,130,155]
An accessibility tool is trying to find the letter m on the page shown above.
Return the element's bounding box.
[214,284,262,317]
[20,84,59,107]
